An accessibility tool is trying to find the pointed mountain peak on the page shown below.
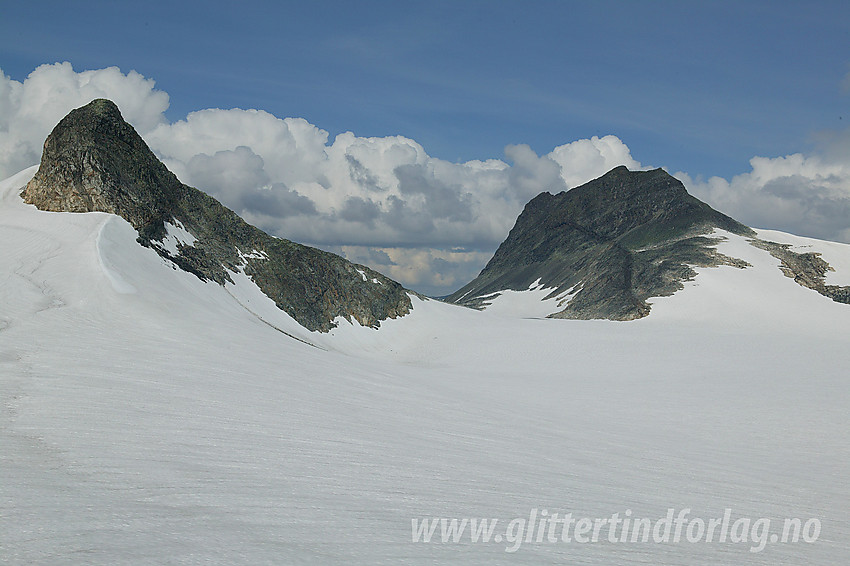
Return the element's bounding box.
[22,100,412,332]
[447,166,755,320]
[23,98,181,227]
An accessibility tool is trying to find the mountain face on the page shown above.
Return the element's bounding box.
[22,99,412,331]
[448,166,850,319]
[448,166,756,319]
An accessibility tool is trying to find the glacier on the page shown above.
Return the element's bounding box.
[2,167,849,564]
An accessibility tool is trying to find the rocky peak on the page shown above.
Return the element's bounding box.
[447,166,754,320]
[24,99,179,226]
[23,99,412,332]
[520,166,752,249]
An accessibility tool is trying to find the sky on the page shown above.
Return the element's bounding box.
[2,0,849,296]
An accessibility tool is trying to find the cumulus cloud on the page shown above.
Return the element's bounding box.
[159,128,645,294]
[1,63,650,295]
[677,145,850,243]
[339,196,381,225]
[182,146,318,225]
[7,61,850,294]
[0,62,168,179]
[548,135,644,188]
[505,143,567,199]
[149,109,644,254]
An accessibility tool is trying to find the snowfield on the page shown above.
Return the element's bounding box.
[2,168,848,565]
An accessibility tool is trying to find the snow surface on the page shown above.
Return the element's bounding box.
[471,278,574,319]
[2,168,849,564]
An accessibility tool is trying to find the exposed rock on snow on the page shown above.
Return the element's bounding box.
[750,238,850,304]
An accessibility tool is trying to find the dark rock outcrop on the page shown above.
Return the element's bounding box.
[447,166,754,320]
[23,99,412,331]
[750,239,850,305]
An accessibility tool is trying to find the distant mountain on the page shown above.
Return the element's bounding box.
[22,99,412,331]
[447,166,850,319]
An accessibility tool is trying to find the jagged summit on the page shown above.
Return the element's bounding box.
[447,166,756,319]
[23,99,412,332]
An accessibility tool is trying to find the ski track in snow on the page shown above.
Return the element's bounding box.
[1,168,849,564]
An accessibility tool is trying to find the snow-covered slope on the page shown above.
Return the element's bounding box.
[471,227,850,326]
[2,168,848,565]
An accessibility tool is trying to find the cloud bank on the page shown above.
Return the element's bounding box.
[2,63,849,295]
[143,106,643,294]
[0,63,168,179]
[677,139,850,244]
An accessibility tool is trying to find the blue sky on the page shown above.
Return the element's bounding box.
[3,1,848,179]
[2,1,849,295]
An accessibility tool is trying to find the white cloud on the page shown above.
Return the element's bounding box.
[0,63,648,295]
[548,135,644,188]
[147,111,645,252]
[676,147,850,243]
[504,143,567,199]
[146,108,331,191]
[148,125,645,294]
[0,62,169,179]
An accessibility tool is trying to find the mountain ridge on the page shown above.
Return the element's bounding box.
[22,99,412,332]
[20,100,850,328]
[447,165,850,319]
